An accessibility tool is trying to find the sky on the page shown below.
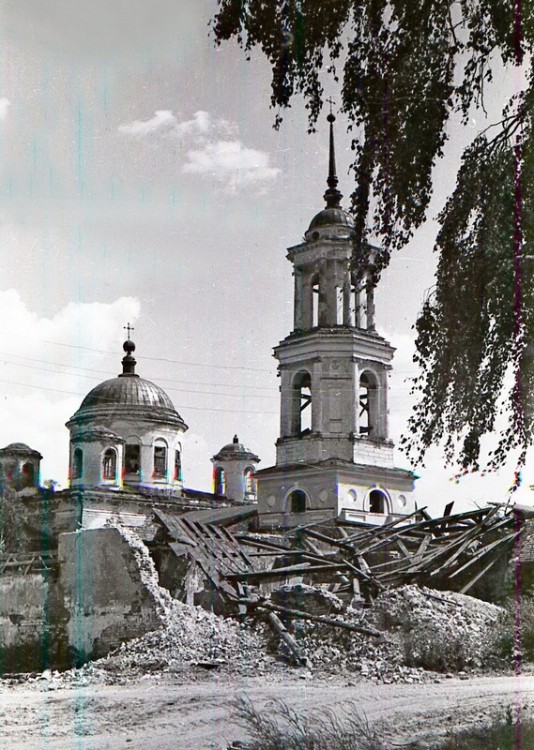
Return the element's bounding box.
[0,1,529,515]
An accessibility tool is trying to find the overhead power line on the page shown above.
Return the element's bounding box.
[0,331,274,372]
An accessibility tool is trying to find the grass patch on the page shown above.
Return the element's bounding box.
[233,697,387,750]
[421,708,534,750]
[232,700,534,750]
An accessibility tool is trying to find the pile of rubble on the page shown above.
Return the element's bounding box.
[96,598,271,678]
[371,585,507,672]
[5,581,509,690]
[269,584,508,681]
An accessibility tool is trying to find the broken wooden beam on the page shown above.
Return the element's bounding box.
[264,611,307,666]
[253,601,384,638]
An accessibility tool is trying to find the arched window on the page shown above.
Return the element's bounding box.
[244,467,256,496]
[21,462,35,487]
[369,489,387,514]
[359,371,379,437]
[336,285,344,325]
[73,448,83,480]
[291,370,312,436]
[214,467,226,496]
[102,448,117,481]
[311,274,320,327]
[153,439,167,479]
[174,449,182,481]
[288,489,307,513]
[124,443,141,475]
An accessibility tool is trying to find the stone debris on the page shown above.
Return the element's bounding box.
[283,584,507,680]
[270,583,344,615]
[370,585,506,672]
[5,582,507,692]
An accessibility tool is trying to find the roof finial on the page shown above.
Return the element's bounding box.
[323,99,342,209]
[119,324,139,378]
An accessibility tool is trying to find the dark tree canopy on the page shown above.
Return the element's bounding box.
[213,0,534,474]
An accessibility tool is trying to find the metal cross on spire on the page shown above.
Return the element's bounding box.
[124,322,135,339]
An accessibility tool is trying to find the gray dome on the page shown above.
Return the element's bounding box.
[67,338,188,433]
[0,442,42,458]
[68,375,187,432]
[3,442,32,451]
[308,207,354,231]
[80,376,176,411]
[212,435,259,463]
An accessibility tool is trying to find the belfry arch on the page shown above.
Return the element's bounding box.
[291,370,313,436]
[359,370,380,438]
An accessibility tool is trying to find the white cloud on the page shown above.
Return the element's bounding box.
[172,110,211,138]
[0,290,140,487]
[118,109,176,137]
[118,109,279,193]
[0,98,10,120]
[183,140,281,193]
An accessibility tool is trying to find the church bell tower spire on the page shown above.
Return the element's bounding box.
[324,106,342,209]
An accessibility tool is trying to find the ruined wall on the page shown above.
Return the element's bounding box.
[0,527,162,672]
[0,568,70,672]
[58,528,161,661]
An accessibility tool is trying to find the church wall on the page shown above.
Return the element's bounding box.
[336,477,415,520]
[213,457,256,504]
[257,469,339,529]
[0,527,161,672]
[70,439,124,488]
[276,435,353,465]
[58,528,161,662]
[70,419,184,490]
[352,437,395,467]
[0,569,70,672]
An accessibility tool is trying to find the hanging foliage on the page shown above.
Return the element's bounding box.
[212,0,534,471]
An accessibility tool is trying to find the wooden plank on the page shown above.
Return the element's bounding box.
[178,505,258,527]
[153,509,197,545]
[216,524,257,568]
[198,522,245,574]
[412,535,431,565]
[249,601,384,637]
[459,558,499,595]
[186,546,238,600]
[169,542,191,558]
[264,611,307,666]
[225,562,345,582]
[236,535,292,553]
[448,532,518,578]
[395,538,412,559]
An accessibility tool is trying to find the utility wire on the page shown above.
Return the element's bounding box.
[0,331,274,372]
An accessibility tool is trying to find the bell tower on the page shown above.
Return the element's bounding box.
[256,113,416,528]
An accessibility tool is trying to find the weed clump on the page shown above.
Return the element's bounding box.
[233,697,387,750]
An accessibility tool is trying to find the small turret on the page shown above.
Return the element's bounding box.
[211,435,260,504]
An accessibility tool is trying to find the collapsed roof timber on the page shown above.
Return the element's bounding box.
[0,490,526,673]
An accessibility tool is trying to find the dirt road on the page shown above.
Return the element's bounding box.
[1,672,533,749]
